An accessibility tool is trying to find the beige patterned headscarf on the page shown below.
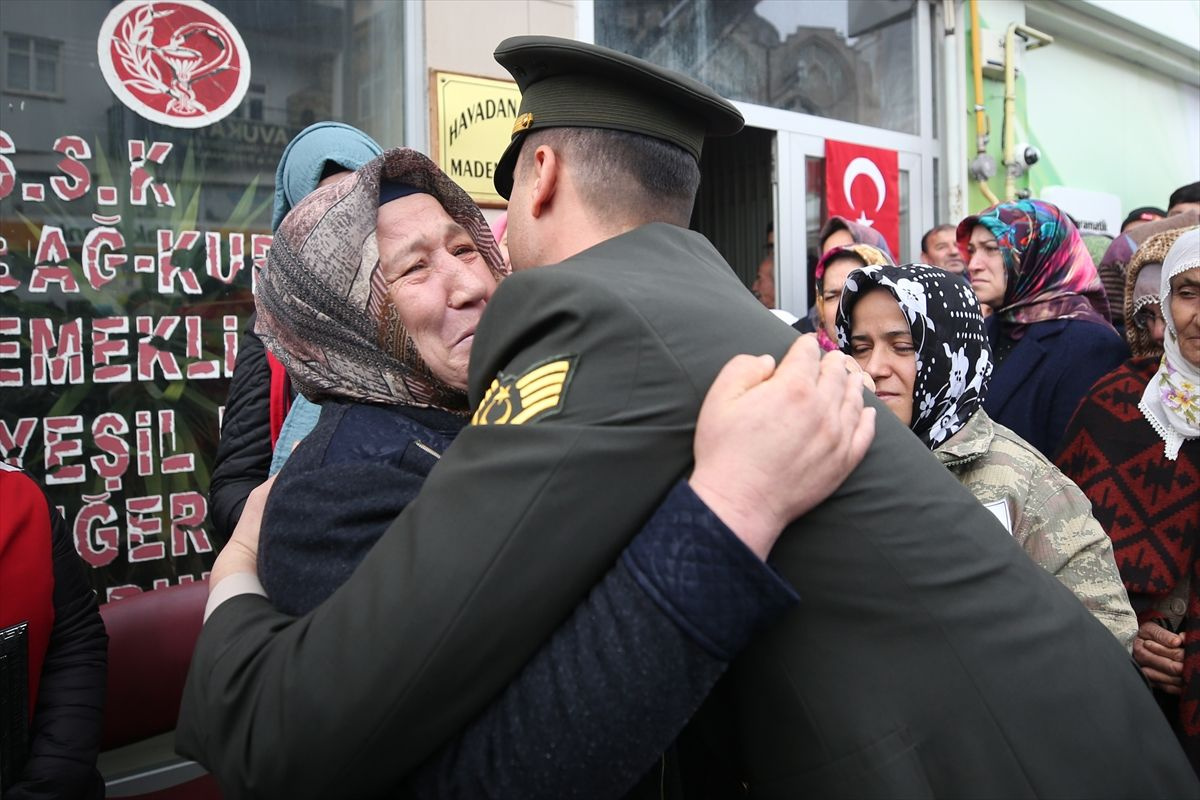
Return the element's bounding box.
[256,148,507,412]
[1125,228,1189,359]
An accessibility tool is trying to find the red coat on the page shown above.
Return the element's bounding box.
[0,465,107,799]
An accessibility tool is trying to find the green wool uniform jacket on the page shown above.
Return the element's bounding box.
[177,223,1196,799]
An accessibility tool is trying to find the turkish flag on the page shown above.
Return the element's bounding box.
[824,140,900,259]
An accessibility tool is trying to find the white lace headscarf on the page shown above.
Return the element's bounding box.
[1139,227,1200,460]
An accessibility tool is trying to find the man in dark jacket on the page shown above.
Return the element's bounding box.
[179,36,1198,799]
[1,464,108,800]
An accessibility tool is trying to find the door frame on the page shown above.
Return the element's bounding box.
[751,115,936,317]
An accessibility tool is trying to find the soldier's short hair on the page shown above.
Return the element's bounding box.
[520,127,700,228]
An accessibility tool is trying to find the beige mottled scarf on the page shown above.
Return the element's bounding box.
[256,148,507,413]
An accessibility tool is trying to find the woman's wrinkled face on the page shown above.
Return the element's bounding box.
[376,194,498,390]
[966,225,1007,308]
[1131,263,1166,346]
[849,288,918,427]
[1169,267,1200,368]
[817,256,861,340]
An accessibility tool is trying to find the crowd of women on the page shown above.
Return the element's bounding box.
[798,194,1200,769]
[207,118,1200,781]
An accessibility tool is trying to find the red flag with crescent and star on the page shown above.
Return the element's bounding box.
[824,139,900,258]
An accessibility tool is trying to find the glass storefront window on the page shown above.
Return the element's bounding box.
[0,0,405,598]
[596,0,920,134]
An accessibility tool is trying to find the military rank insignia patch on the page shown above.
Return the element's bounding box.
[471,355,577,426]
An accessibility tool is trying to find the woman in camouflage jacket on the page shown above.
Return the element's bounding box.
[837,263,1137,649]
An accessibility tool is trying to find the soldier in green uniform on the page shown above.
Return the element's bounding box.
[179,35,1198,798]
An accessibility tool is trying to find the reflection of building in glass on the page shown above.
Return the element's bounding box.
[596,0,917,134]
[0,0,408,596]
[770,29,860,121]
[597,1,775,103]
[1,0,407,243]
[4,33,63,96]
[349,2,405,147]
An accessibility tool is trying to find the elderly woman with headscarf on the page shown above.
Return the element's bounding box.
[241,147,856,796]
[1124,227,1193,360]
[812,242,893,351]
[255,147,504,612]
[1097,209,1200,332]
[1057,229,1200,772]
[209,121,383,545]
[835,262,1136,647]
[817,215,896,260]
[787,217,896,337]
[957,199,1129,458]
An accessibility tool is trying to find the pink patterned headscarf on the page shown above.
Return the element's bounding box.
[814,243,894,351]
[814,243,894,282]
[957,199,1113,338]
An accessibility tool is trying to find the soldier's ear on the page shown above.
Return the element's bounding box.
[529,145,558,219]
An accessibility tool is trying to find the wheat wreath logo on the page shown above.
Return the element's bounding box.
[98,0,251,129]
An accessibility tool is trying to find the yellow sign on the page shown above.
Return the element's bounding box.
[432,71,522,207]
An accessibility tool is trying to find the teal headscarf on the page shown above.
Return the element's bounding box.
[956,199,1112,336]
[271,122,383,231]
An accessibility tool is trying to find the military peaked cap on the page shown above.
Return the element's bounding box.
[492,35,744,199]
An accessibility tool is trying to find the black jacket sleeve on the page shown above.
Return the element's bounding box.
[9,495,108,800]
[208,314,273,547]
[401,481,798,799]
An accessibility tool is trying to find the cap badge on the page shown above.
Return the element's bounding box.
[512,113,534,135]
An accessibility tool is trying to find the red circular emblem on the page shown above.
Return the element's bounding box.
[98,0,251,129]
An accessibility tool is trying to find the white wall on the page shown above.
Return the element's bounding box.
[1024,31,1200,211]
[424,0,576,80]
[1082,0,1200,53]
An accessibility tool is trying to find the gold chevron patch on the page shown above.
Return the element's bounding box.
[471,355,576,426]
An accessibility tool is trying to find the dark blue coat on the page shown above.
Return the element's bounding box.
[985,317,1129,459]
[259,401,462,616]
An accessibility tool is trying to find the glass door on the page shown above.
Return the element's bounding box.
[771,128,930,319]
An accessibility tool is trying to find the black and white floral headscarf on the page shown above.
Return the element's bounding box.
[836,263,994,449]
